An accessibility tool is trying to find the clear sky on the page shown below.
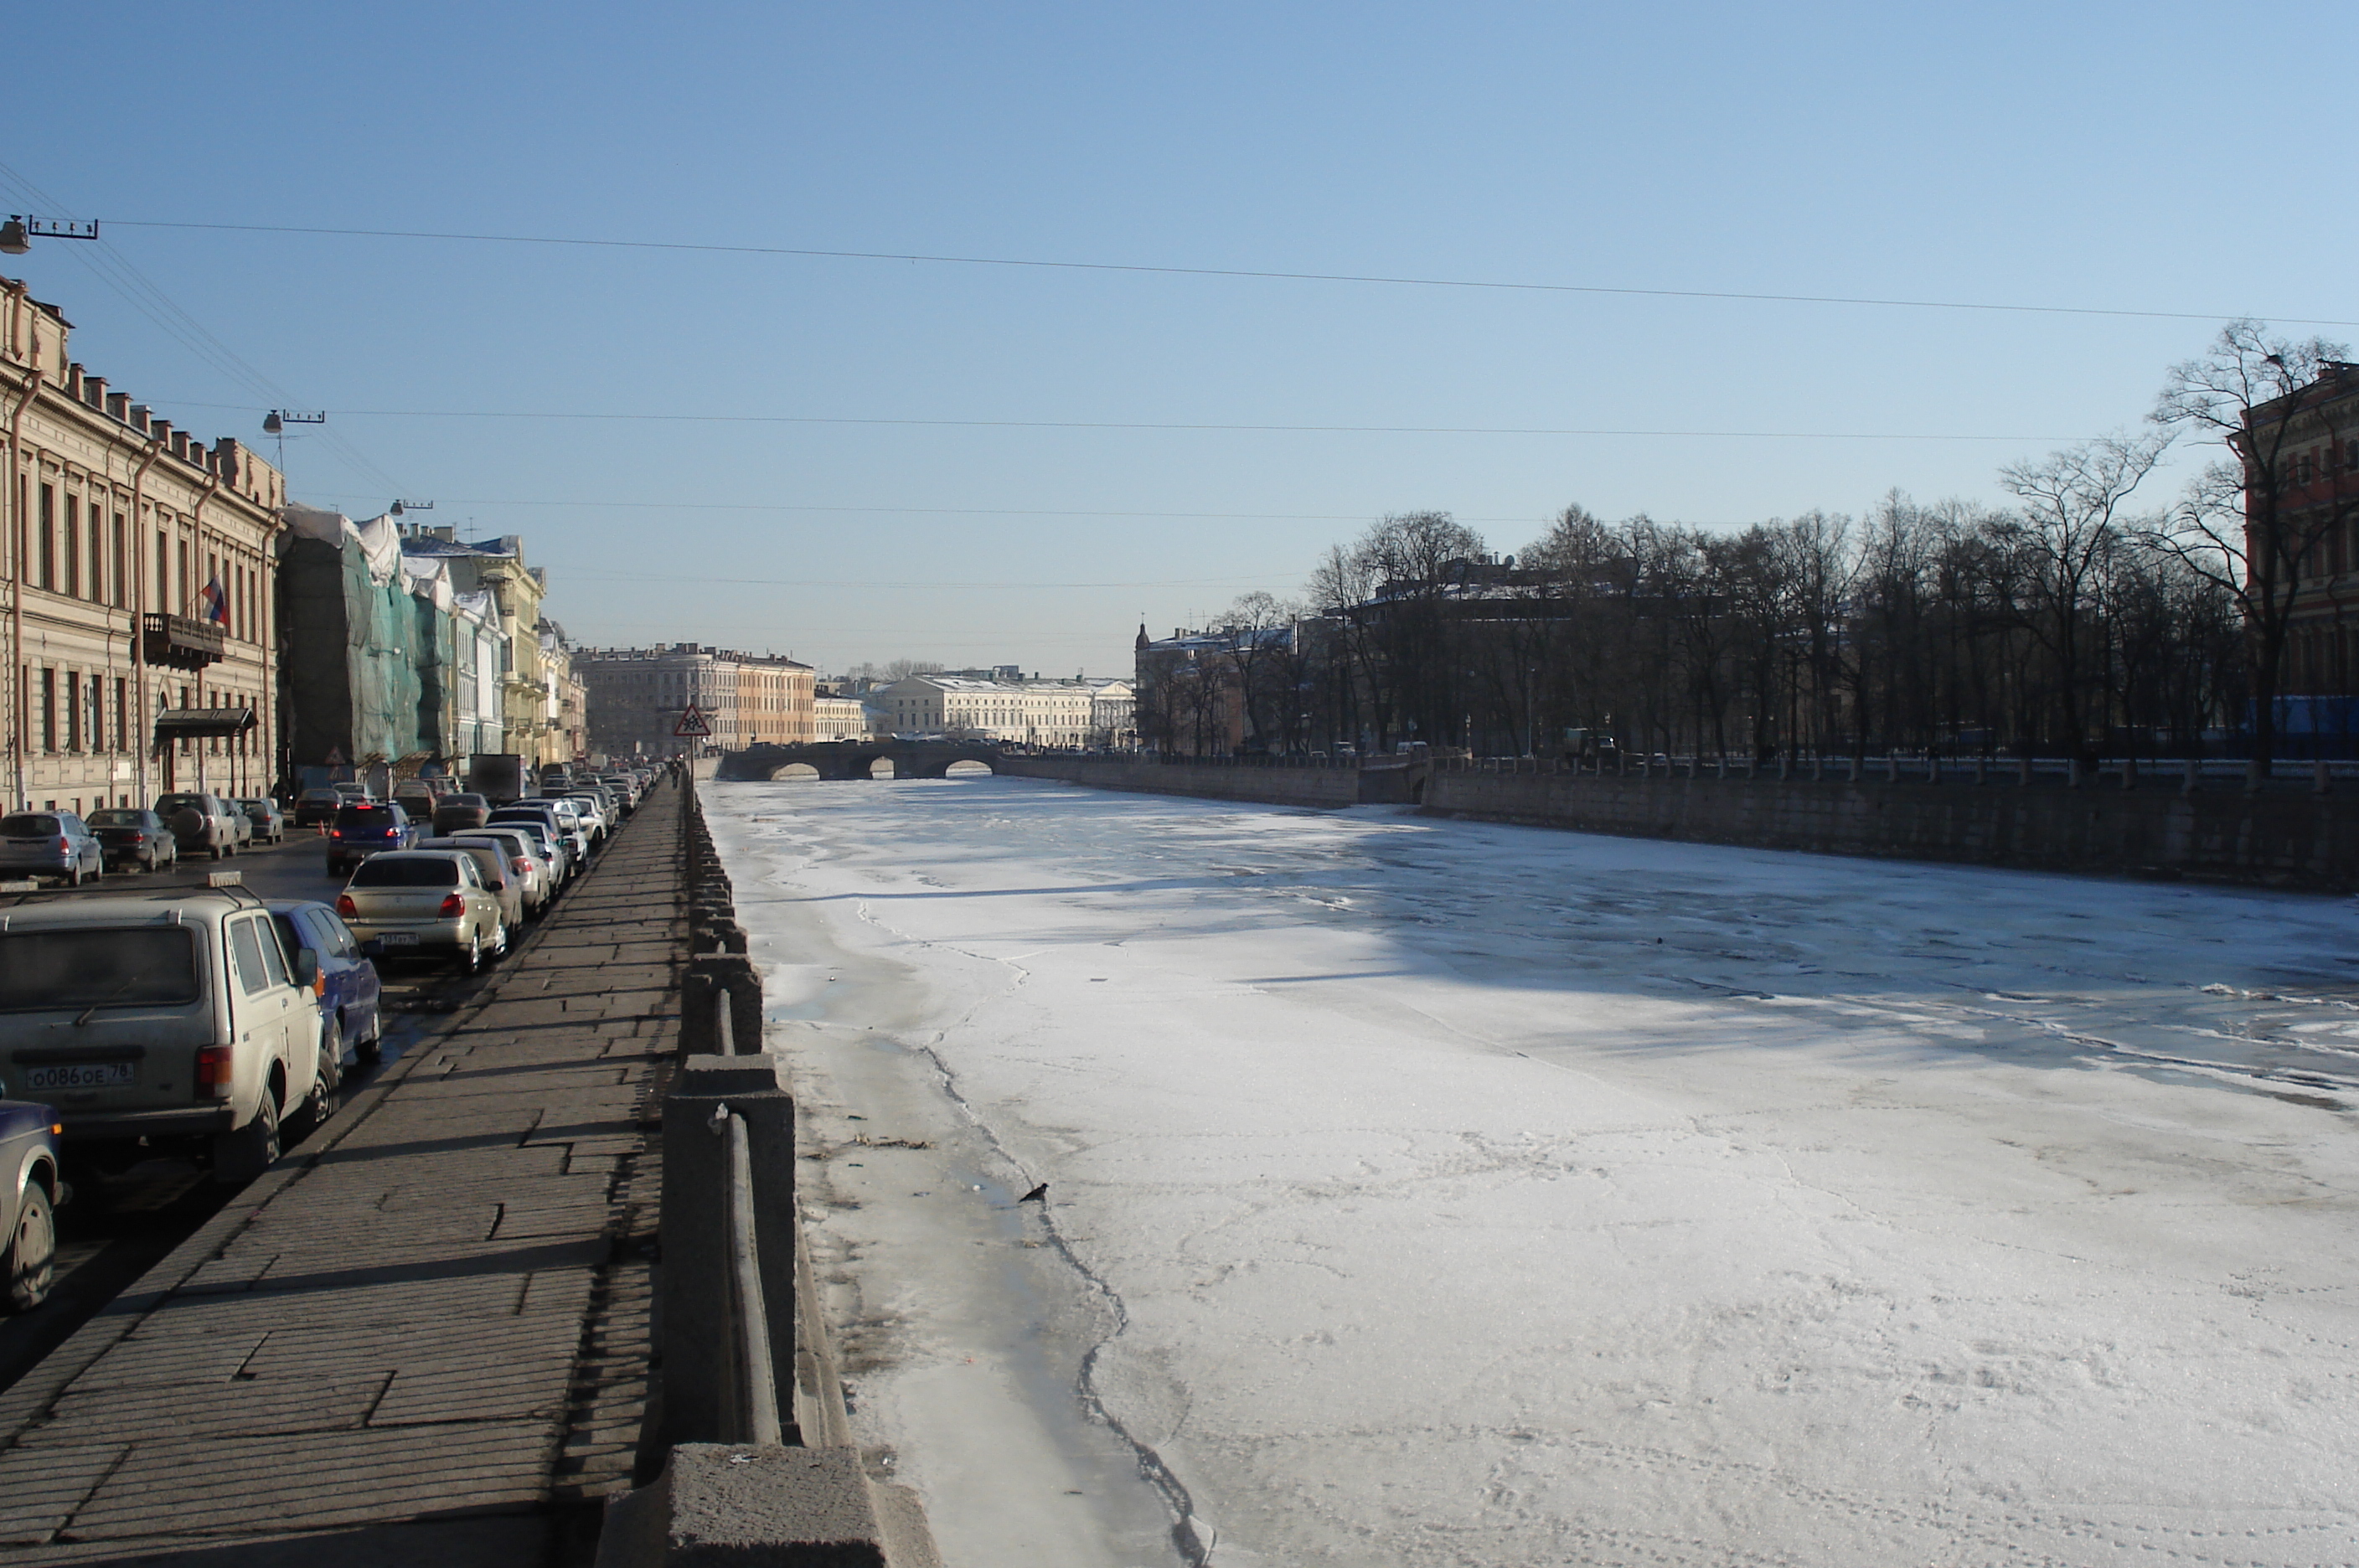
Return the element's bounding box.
[7,3,2353,677]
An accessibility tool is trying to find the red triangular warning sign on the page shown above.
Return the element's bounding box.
[674,705,712,738]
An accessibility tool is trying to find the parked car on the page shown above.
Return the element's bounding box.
[154,792,244,861]
[489,803,588,878]
[413,836,524,941]
[325,802,419,877]
[0,890,330,1184]
[431,792,492,836]
[85,809,178,873]
[448,826,552,918]
[337,850,506,973]
[0,1099,63,1310]
[479,814,569,890]
[559,792,610,848]
[267,899,384,1067]
[0,812,106,887]
[390,782,437,819]
[292,788,344,828]
[236,798,287,844]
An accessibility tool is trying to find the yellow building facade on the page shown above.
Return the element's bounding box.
[1,277,285,812]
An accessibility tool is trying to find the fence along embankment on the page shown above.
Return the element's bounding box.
[993,751,2359,892]
[597,771,940,1568]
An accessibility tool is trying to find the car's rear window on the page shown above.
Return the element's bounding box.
[0,928,201,1010]
[86,811,143,827]
[349,857,459,888]
[156,795,209,812]
[444,794,487,807]
[335,805,400,827]
[300,790,340,802]
[1,815,60,836]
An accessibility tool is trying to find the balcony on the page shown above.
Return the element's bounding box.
[142,612,226,670]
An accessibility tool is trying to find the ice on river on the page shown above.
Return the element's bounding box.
[706,776,2359,1568]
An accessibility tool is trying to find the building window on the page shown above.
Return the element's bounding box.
[38,486,54,591]
[39,669,56,754]
[65,673,81,753]
[111,513,126,607]
[63,497,80,599]
[114,678,128,753]
[157,529,169,613]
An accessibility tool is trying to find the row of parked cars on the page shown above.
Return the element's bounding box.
[0,763,663,1308]
[0,792,292,886]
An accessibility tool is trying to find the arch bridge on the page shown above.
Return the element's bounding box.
[718,739,1002,781]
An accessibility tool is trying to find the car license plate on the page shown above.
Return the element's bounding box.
[383,931,419,946]
[23,1061,135,1089]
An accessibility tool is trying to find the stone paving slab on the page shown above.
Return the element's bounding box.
[0,782,687,1560]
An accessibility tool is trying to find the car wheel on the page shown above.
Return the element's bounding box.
[210,843,225,862]
[461,932,483,977]
[285,1036,341,1143]
[3,1182,55,1313]
[63,865,80,889]
[211,1094,280,1185]
[356,1008,384,1065]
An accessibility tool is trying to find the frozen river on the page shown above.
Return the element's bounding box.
[705,775,2359,1568]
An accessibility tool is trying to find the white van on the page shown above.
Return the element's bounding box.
[0,890,333,1184]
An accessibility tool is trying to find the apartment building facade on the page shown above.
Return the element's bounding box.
[576,643,815,756]
[2,277,286,812]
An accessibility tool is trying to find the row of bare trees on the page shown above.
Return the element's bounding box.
[1139,323,2357,764]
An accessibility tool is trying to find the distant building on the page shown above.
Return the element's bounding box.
[576,643,815,756]
[1,275,286,811]
[2241,359,2359,748]
[814,695,871,740]
[873,673,1099,745]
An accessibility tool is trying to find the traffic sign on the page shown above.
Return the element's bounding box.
[674,705,712,738]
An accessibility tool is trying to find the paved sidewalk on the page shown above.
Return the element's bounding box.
[0,783,687,1566]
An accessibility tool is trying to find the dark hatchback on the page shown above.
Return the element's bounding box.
[325,802,418,877]
[268,900,384,1065]
[85,809,178,873]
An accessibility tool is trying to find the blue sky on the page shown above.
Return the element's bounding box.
[7,3,2353,676]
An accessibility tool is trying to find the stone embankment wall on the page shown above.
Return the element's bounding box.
[1423,765,2359,893]
[994,752,2359,892]
[992,752,1361,809]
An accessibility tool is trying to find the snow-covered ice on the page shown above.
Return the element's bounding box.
[705,775,2359,1568]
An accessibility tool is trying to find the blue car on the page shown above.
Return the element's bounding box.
[0,1098,63,1311]
[268,900,385,1066]
[325,802,419,878]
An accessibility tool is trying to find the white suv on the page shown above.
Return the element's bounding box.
[0,890,333,1184]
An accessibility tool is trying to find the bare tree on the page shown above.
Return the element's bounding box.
[2146,321,2358,767]
[1997,434,2170,756]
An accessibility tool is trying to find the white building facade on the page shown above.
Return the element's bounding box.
[875,675,1100,745]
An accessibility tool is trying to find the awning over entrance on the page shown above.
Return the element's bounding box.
[153,707,257,741]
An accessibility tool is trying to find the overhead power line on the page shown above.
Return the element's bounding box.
[102,217,2359,329]
[0,161,413,497]
[168,399,2080,443]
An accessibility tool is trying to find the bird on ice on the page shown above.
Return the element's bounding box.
[1019,1184,1049,1204]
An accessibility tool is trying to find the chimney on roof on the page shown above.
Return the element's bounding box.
[65,363,82,400]
[149,417,172,447]
[81,374,104,409]
[213,438,240,485]
[104,392,127,421]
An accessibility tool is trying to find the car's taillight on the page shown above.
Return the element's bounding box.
[331,828,344,838]
[513,857,531,874]
[54,836,68,854]
[336,893,358,917]
[195,1045,234,1100]
[129,832,146,843]
[439,892,466,917]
